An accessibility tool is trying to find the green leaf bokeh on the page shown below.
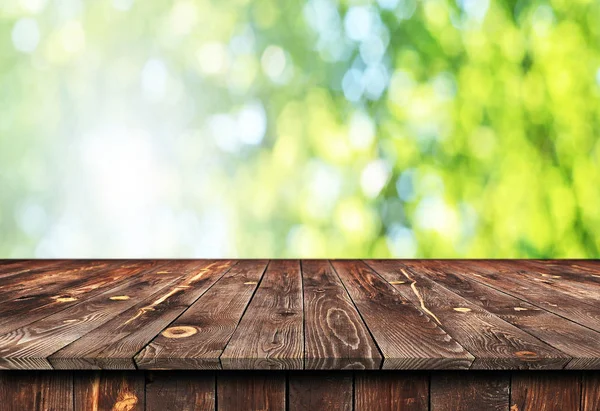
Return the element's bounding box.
[1,0,599,258]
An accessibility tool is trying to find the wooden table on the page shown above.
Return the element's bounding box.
[0,260,598,410]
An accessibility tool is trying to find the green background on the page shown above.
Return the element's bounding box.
[1,0,599,258]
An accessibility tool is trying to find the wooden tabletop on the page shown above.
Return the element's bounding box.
[0,259,598,370]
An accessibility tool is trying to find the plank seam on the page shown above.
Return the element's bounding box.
[217,260,271,368]
[328,260,385,369]
[128,260,239,368]
[362,260,478,365]
[387,261,575,368]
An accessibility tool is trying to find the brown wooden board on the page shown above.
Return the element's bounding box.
[582,372,600,411]
[510,372,581,411]
[302,260,381,370]
[332,260,473,369]
[74,371,145,411]
[0,264,184,369]
[217,372,285,411]
[50,260,235,370]
[449,260,600,333]
[354,372,428,411]
[146,371,216,411]
[400,260,600,369]
[0,261,164,337]
[136,260,267,370]
[0,371,73,411]
[430,372,509,411]
[221,260,303,370]
[289,372,352,411]
[366,260,570,370]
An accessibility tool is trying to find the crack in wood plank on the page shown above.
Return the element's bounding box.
[400,268,442,326]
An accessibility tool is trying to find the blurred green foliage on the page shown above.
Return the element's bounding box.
[1,0,599,258]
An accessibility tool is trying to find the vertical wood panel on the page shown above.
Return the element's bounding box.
[510,372,581,411]
[146,371,215,411]
[431,372,509,411]
[355,372,428,411]
[0,371,73,411]
[74,371,144,411]
[289,372,352,411]
[582,372,600,411]
[217,372,285,411]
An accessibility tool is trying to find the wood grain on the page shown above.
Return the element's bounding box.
[332,260,473,369]
[302,260,381,370]
[401,260,600,369]
[355,372,428,410]
[221,260,303,370]
[136,260,267,370]
[0,261,162,336]
[289,372,352,411]
[51,260,235,370]
[449,260,600,333]
[366,260,570,370]
[510,372,581,411]
[74,371,144,411]
[582,372,600,411]
[430,372,509,411]
[146,371,215,411]
[0,371,73,411]
[217,372,285,411]
[0,264,183,369]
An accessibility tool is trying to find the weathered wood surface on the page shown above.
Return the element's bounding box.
[0,370,597,410]
[0,259,599,370]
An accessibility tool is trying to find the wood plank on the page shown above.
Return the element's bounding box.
[217,372,285,411]
[499,260,600,302]
[0,261,163,336]
[430,372,509,411]
[582,372,600,411]
[366,260,570,370]
[0,260,65,280]
[354,372,428,410]
[331,260,473,369]
[443,260,600,333]
[221,260,303,370]
[0,371,73,411]
[400,260,600,369]
[0,264,185,369]
[0,260,115,301]
[302,260,381,370]
[74,371,144,411]
[510,372,581,411]
[146,371,215,411]
[289,372,352,411]
[51,260,235,370]
[522,260,600,287]
[136,260,267,370]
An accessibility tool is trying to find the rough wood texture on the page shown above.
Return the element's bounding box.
[430,372,509,411]
[1,260,600,371]
[303,260,381,370]
[366,260,569,370]
[355,372,429,410]
[289,372,352,411]
[0,371,73,411]
[582,372,600,411]
[221,260,303,370]
[74,371,145,410]
[146,371,215,411]
[332,260,473,369]
[51,260,235,370]
[136,260,267,370]
[0,370,597,410]
[218,372,285,411]
[510,372,581,411]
